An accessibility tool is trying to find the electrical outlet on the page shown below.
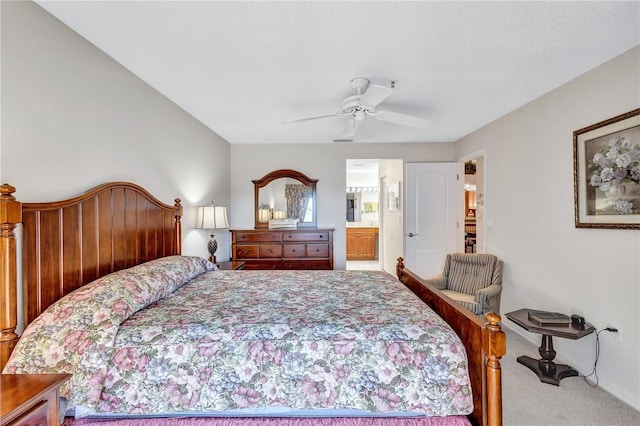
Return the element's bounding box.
[606,324,622,343]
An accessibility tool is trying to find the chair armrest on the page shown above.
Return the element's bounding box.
[475,284,502,310]
[423,276,447,290]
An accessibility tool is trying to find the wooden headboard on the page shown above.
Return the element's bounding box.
[0,182,183,369]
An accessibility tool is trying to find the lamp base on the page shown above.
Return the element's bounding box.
[208,234,218,264]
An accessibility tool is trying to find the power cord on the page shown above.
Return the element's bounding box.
[579,327,618,387]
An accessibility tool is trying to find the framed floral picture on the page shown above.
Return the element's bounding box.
[574,108,640,228]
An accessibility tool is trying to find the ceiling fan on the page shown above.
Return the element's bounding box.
[283,77,431,142]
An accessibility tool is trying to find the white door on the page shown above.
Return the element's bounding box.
[405,162,463,278]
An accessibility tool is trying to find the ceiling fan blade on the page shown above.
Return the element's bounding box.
[374,110,432,128]
[282,113,339,124]
[359,84,393,108]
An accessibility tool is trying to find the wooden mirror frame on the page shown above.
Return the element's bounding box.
[253,169,318,229]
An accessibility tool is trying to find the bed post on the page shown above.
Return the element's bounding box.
[484,311,505,426]
[174,198,183,254]
[0,184,21,370]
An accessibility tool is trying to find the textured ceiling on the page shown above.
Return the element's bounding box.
[36,1,640,144]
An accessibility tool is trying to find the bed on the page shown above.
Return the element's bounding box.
[0,182,505,426]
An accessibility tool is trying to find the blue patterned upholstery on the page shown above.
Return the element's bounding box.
[424,253,503,316]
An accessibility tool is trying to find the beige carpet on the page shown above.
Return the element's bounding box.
[502,326,640,425]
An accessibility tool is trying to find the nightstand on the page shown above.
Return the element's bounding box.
[1,373,71,426]
[506,309,595,385]
[216,260,246,270]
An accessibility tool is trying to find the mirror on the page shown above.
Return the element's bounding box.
[346,187,379,223]
[253,169,318,229]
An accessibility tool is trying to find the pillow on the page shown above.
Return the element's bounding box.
[3,255,215,413]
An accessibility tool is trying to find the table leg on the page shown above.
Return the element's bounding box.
[516,334,579,386]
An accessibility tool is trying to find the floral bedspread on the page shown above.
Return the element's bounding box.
[4,258,472,418]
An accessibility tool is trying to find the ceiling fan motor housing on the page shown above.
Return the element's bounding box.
[350,77,370,93]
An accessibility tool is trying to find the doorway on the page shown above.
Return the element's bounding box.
[345,159,381,271]
[464,160,478,253]
[344,159,404,273]
[459,150,486,254]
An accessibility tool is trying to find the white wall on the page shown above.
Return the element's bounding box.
[230,143,455,270]
[379,159,404,273]
[0,1,231,261]
[457,46,640,410]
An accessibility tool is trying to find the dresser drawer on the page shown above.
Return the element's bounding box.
[242,260,283,270]
[283,244,305,258]
[235,232,281,242]
[259,244,282,258]
[283,260,332,270]
[306,244,329,258]
[283,232,330,242]
[235,245,259,258]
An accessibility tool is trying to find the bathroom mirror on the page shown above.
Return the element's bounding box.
[253,169,318,229]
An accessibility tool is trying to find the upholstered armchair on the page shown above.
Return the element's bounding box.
[424,253,503,316]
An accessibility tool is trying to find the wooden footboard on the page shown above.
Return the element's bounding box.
[396,258,505,426]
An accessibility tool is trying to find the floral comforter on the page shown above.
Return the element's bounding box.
[4,256,473,418]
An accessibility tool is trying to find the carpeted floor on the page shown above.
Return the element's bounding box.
[502,326,640,426]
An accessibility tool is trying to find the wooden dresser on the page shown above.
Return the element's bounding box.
[231,229,334,270]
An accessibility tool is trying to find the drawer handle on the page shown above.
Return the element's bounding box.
[241,235,246,239]
[288,235,292,238]
[319,235,324,239]
[315,248,320,252]
[268,249,272,253]
[244,250,249,254]
[292,249,296,252]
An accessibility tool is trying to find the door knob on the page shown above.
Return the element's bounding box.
[407,232,419,238]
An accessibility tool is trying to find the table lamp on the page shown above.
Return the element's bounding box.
[195,204,229,263]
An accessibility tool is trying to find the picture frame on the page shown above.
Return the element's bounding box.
[573,108,640,229]
[387,181,400,211]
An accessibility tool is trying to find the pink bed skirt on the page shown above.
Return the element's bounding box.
[64,416,471,426]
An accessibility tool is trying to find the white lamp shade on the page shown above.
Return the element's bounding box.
[195,205,229,230]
